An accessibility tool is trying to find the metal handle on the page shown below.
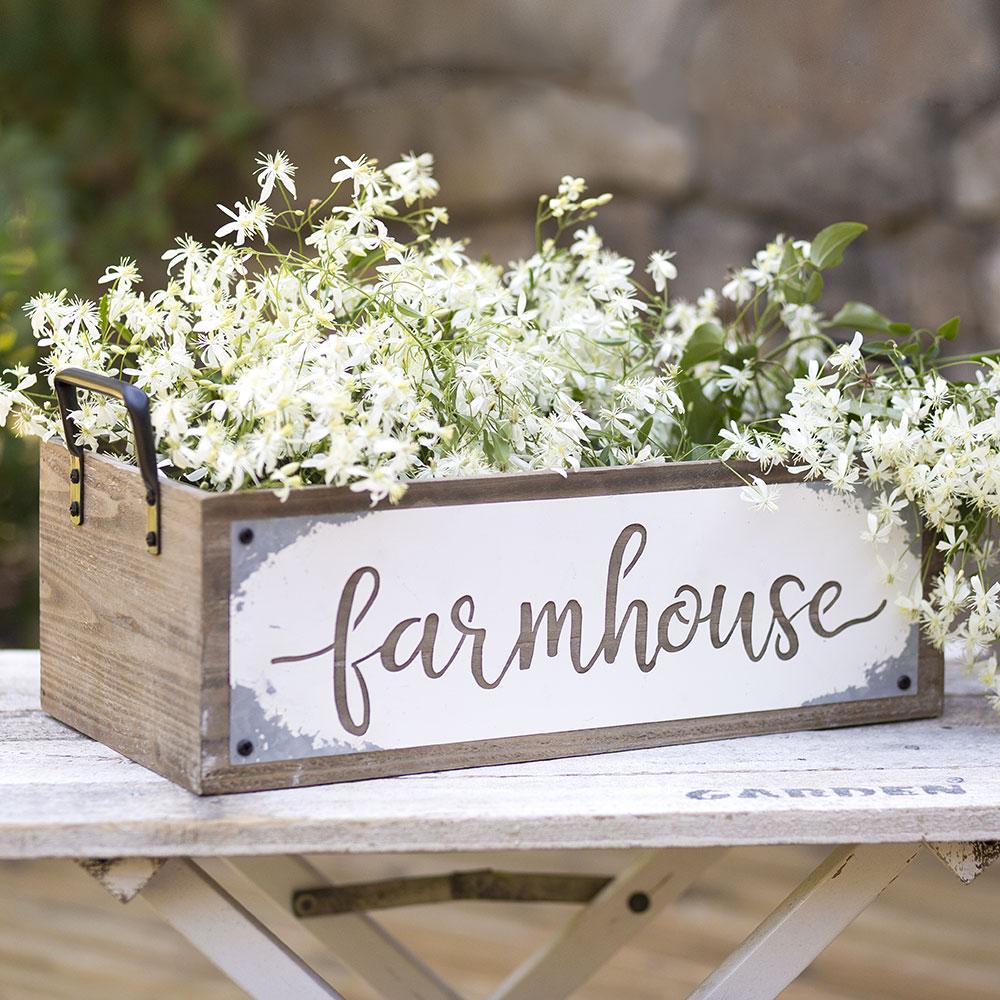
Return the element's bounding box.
[53,367,161,555]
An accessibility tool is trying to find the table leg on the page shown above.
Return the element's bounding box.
[205,855,462,1000]
[79,842,974,1000]
[687,842,920,1000]
[489,847,726,1000]
[139,857,345,1000]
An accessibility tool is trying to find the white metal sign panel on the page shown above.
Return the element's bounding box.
[229,480,921,764]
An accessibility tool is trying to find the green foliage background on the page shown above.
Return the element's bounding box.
[0,0,253,645]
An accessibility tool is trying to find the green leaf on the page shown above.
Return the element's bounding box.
[721,343,758,369]
[678,375,727,445]
[829,301,892,334]
[636,414,654,446]
[680,322,725,367]
[757,296,782,328]
[394,301,422,320]
[778,240,799,275]
[937,315,961,340]
[483,428,512,467]
[782,269,824,305]
[809,222,867,270]
[804,270,824,303]
[842,398,902,420]
[887,321,913,335]
[860,339,900,356]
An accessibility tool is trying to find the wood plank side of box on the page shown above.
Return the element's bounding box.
[39,440,209,792]
[38,440,945,796]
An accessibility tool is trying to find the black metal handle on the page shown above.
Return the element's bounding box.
[53,368,161,555]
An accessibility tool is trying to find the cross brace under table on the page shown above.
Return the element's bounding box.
[77,840,999,1000]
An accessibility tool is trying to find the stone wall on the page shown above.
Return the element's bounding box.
[222,0,1000,347]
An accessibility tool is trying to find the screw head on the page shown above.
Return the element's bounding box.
[236,739,254,757]
[69,501,80,518]
[627,891,650,914]
[897,674,912,691]
[238,527,254,545]
[69,469,80,484]
[296,893,316,915]
[145,531,157,548]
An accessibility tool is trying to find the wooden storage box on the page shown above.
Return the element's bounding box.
[39,408,943,795]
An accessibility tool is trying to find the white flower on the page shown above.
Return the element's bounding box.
[571,226,602,258]
[876,551,903,587]
[385,152,439,205]
[718,421,754,460]
[98,257,141,290]
[558,176,586,199]
[161,236,205,276]
[829,331,864,371]
[254,150,297,201]
[825,451,861,492]
[330,154,379,195]
[716,362,755,393]
[722,270,754,305]
[936,523,968,553]
[798,359,838,393]
[740,476,780,512]
[215,200,274,245]
[646,250,677,293]
[861,511,892,544]
[895,588,923,623]
[15,147,1000,718]
[782,303,822,340]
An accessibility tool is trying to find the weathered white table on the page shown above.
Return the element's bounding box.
[3,649,998,999]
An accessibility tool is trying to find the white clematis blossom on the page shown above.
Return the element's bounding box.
[254,150,297,201]
[8,152,1000,714]
[739,476,780,512]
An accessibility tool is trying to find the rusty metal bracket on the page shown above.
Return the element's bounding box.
[292,868,613,918]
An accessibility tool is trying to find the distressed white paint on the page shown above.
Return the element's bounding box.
[229,482,920,764]
[2,652,995,858]
[927,840,1000,883]
[77,856,164,902]
[140,858,343,999]
[209,856,462,1000]
[490,847,725,1000]
[688,843,920,1000]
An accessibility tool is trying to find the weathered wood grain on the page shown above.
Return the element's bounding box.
[200,690,948,795]
[39,442,208,790]
[199,453,942,793]
[2,651,997,858]
[198,458,803,521]
[38,443,945,794]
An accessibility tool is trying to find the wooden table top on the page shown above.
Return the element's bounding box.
[3,650,998,859]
